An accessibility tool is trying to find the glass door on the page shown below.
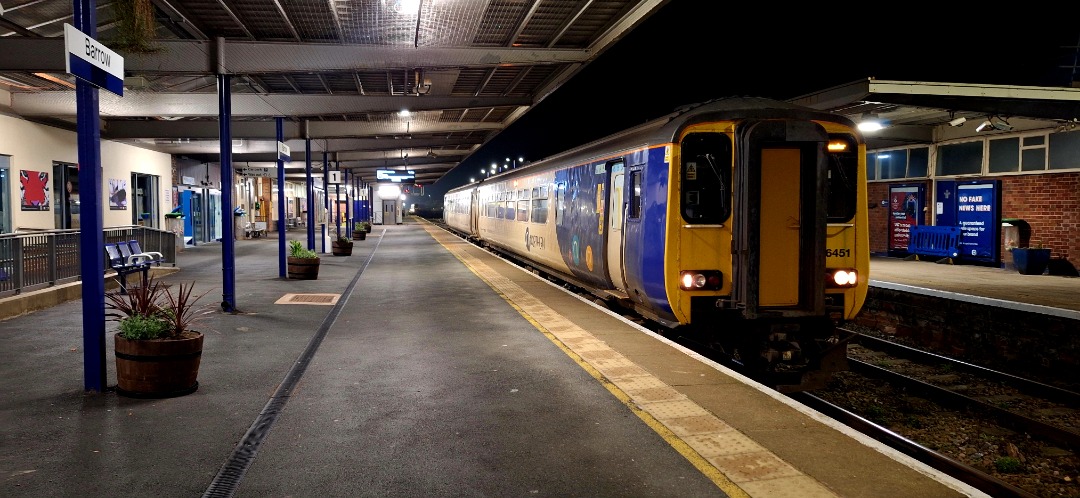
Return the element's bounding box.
[0,156,10,234]
[52,162,79,229]
[131,173,159,228]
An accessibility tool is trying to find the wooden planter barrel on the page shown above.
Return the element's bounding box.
[114,331,203,398]
[332,240,353,256]
[352,230,367,240]
[287,256,321,279]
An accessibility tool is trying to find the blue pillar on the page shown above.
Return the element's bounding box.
[305,137,314,250]
[335,162,342,239]
[75,0,106,393]
[276,117,286,278]
[218,73,236,312]
[321,152,329,254]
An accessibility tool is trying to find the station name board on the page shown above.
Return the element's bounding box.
[376,169,415,184]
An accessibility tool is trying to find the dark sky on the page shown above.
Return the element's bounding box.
[428,3,1079,201]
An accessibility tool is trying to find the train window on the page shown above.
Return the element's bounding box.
[629,170,642,218]
[531,198,548,223]
[827,134,859,222]
[505,201,515,220]
[680,133,732,224]
[517,200,529,221]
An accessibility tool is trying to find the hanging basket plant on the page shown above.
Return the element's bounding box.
[108,0,163,54]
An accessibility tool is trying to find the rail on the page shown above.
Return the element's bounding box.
[0,226,177,298]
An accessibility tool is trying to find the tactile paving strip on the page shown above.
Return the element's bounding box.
[425,225,840,498]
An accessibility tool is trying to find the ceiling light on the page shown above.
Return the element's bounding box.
[856,113,885,132]
[948,117,967,127]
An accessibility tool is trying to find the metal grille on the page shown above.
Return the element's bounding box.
[275,293,340,305]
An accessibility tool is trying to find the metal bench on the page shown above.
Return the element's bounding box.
[105,242,152,294]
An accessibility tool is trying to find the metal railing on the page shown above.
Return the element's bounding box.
[0,226,177,298]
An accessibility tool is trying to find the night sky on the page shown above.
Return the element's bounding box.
[427,3,1079,202]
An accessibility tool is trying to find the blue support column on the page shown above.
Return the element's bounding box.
[75,0,106,393]
[334,162,341,239]
[276,117,286,278]
[305,137,314,250]
[218,74,236,312]
[321,152,329,254]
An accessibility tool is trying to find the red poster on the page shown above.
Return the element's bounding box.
[888,187,919,251]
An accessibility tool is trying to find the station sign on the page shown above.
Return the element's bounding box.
[328,170,343,184]
[376,169,416,184]
[240,166,273,177]
[277,142,291,162]
[64,23,124,96]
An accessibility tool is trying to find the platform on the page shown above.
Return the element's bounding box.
[3,219,1052,497]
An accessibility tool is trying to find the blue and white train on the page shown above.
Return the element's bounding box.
[444,97,869,392]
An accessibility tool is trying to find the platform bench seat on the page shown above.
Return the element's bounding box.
[105,241,153,294]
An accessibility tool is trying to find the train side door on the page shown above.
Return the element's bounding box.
[605,160,627,291]
[470,188,480,234]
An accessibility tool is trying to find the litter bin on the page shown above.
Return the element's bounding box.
[1001,218,1031,270]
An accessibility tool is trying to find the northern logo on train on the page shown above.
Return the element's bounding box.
[524,227,544,252]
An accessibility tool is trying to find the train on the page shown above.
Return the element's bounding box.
[443,96,869,392]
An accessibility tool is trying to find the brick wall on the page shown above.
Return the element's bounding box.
[867,174,1079,270]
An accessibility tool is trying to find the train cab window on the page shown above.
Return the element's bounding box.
[629,170,642,219]
[826,134,859,222]
[680,132,732,224]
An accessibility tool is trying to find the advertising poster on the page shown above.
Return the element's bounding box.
[955,181,1000,263]
[108,178,128,210]
[888,185,921,253]
[19,170,50,211]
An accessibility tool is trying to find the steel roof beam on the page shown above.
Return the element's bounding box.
[0,38,590,73]
[102,118,504,139]
[13,92,530,117]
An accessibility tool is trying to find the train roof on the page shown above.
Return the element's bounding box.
[446,96,857,194]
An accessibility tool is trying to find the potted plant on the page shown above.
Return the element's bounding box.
[1011,243,1052,275]
[287,240,320,279]
[332,234,354,256]
[105,274,213,398]
[352,222,368,240]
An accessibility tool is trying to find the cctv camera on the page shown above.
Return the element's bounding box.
[948,117,966,127]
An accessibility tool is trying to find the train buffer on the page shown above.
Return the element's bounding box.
[906,225,962,264]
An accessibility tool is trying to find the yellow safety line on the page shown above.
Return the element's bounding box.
[421,222,750,498]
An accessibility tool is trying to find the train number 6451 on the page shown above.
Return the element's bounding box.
[826,248,851,258]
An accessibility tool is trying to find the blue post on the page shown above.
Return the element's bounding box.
[276,117,286,278]
[75,0,106,393]
[321,152,329,254]
[218,73,236,312]
[335,162,342,239]
[305,137,314,250]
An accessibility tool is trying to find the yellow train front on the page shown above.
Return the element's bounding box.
[444,97,869,392]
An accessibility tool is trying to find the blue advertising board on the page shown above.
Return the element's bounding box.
[952,180,1001,265]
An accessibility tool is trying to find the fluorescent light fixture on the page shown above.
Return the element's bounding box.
[857,119,883,132]
[948,117,967,127]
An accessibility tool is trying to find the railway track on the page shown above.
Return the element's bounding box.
[806,330,1080,498]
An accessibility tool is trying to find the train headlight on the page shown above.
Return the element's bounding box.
[679,270,722,291]
[826,269,858,288]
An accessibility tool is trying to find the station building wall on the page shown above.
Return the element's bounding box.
[0,112,172,231]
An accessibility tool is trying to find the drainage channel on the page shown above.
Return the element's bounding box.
[202,236,382,498]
